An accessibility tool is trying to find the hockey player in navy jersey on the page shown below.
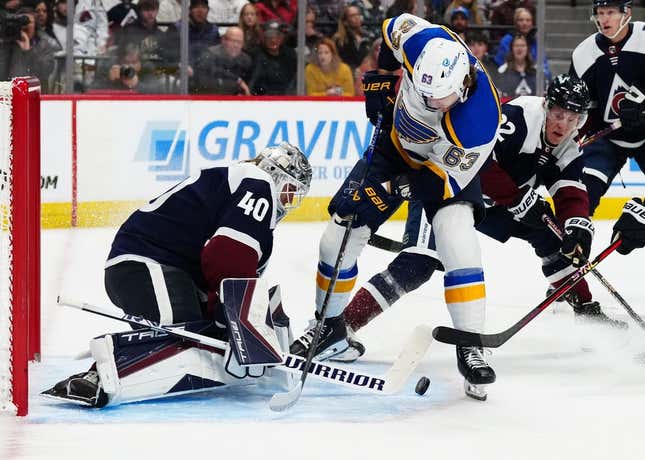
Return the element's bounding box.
[570,0,645,214]
[42,142,312,407]
[290,13,501,393]
[335,75,627,399]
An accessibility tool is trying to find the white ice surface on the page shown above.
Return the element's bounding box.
[1,220,645,460]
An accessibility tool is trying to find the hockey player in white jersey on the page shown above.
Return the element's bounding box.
[570,0,645,215]
[291,13,501,392]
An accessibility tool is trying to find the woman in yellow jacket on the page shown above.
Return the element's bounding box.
[305,38,355,96]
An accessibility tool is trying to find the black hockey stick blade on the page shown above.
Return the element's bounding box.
[368,233,404,253]
[432,239,623,348]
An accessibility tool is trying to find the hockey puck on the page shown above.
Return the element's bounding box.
[415,376,430,396]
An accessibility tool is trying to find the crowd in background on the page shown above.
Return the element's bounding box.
[0,0,553,98]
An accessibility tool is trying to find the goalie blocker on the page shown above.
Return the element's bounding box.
[42,279,294,407]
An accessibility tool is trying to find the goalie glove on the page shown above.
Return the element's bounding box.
[507,186,555,230]
[561,217,594,267]
[362,71,398,127]
[612,197,645,255]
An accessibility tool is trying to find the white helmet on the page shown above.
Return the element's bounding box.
[256,142,312,221]
[412,38,470,104]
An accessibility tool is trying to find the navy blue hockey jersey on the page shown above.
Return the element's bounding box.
[570,22,645,148]
[107,163,277,290]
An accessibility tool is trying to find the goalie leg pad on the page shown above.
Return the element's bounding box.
[315,218,371,317]
[433,203,486,333]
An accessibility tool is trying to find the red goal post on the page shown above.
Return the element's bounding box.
[0,77,41,417]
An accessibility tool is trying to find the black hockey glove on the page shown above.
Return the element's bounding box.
[388,174,413,201]
[507,186,555,230]
[619,87,645,133]
[333,176,399,227]
[612,197,645,255]
[362,71,399,127]
[561,217,594,267]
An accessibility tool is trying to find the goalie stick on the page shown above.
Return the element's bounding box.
[541,214,645,330]
[432,239,623,348]
[57,297,432,400]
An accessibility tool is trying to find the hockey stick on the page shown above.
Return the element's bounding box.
[541,215,645,330]
[578,120,621,148]
[57,297,432,398]
[270,114,384,411]
[431,239,623,348]
[368,232,404,253]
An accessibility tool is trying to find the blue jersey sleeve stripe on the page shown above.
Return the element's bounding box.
[382,18,395,49]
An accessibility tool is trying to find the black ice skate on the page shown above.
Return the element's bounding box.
[456,346,496,401]
[290,314,350,360]
[564,293,628,329]
[40,370,109,408]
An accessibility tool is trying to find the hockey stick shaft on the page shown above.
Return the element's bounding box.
[58,297,429,397]
[432,239,623,348]
[578,120,621,148]
[286,115,384,406]
[542,215,645,330]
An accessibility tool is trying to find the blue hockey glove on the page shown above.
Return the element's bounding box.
[612,198,645,255]
[362,71,398,127]
[507,186,555,230]
[333,176,399,228]
[561,217,594,267]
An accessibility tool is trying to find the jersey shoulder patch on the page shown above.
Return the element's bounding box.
[571,34,603,78]
[441,69,501,149]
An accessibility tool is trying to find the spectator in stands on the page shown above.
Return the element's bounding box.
[207,0,247,34]
[466,31,497,76]
[99,42,173,92]
[305,37,354,96]
[74,0,109,55]
[35,0,62,49]
[3,7,58,92]
[490,0,535,32]
[493,7,550,80]
[495,33,536,99]
[107,0,139,43]
[248,19,296,94]
[177,0,220,64]
[333,5,370,71]
[443,0,484,25]
[238,2,262,54]
[115,0,179,68]
[385,0,416,18]
[359,0,386,27]
[255,0,297,25]
[448,6,469,40]
[156,0,181,23]
[192,26,251,94]
[52,0,69,48]
[311,0,346,36]
[304,4,323,62]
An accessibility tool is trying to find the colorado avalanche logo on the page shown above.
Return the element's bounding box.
[604,74,630,123]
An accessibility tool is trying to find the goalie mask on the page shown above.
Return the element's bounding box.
[256,142,312,221]
[412,38,471,111]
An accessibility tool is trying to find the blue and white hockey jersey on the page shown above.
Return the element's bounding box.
[107,163,277,290]
[380,14,501,199]
[570,22,645,148]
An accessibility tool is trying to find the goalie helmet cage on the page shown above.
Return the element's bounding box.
[0,78,41,417]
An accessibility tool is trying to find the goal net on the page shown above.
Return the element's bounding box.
[0,78,41,416]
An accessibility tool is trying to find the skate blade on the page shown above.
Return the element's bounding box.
[329,345,362,363]
[315,339,350,361]
[464,380,488,401]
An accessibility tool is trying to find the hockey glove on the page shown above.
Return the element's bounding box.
[612,197,645,255]
[561,217,594,267]
[333,176,399,228]
[619,86,645,133]
[507,185,555,230]
[362,71,398,127]
[387,174,413,201]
